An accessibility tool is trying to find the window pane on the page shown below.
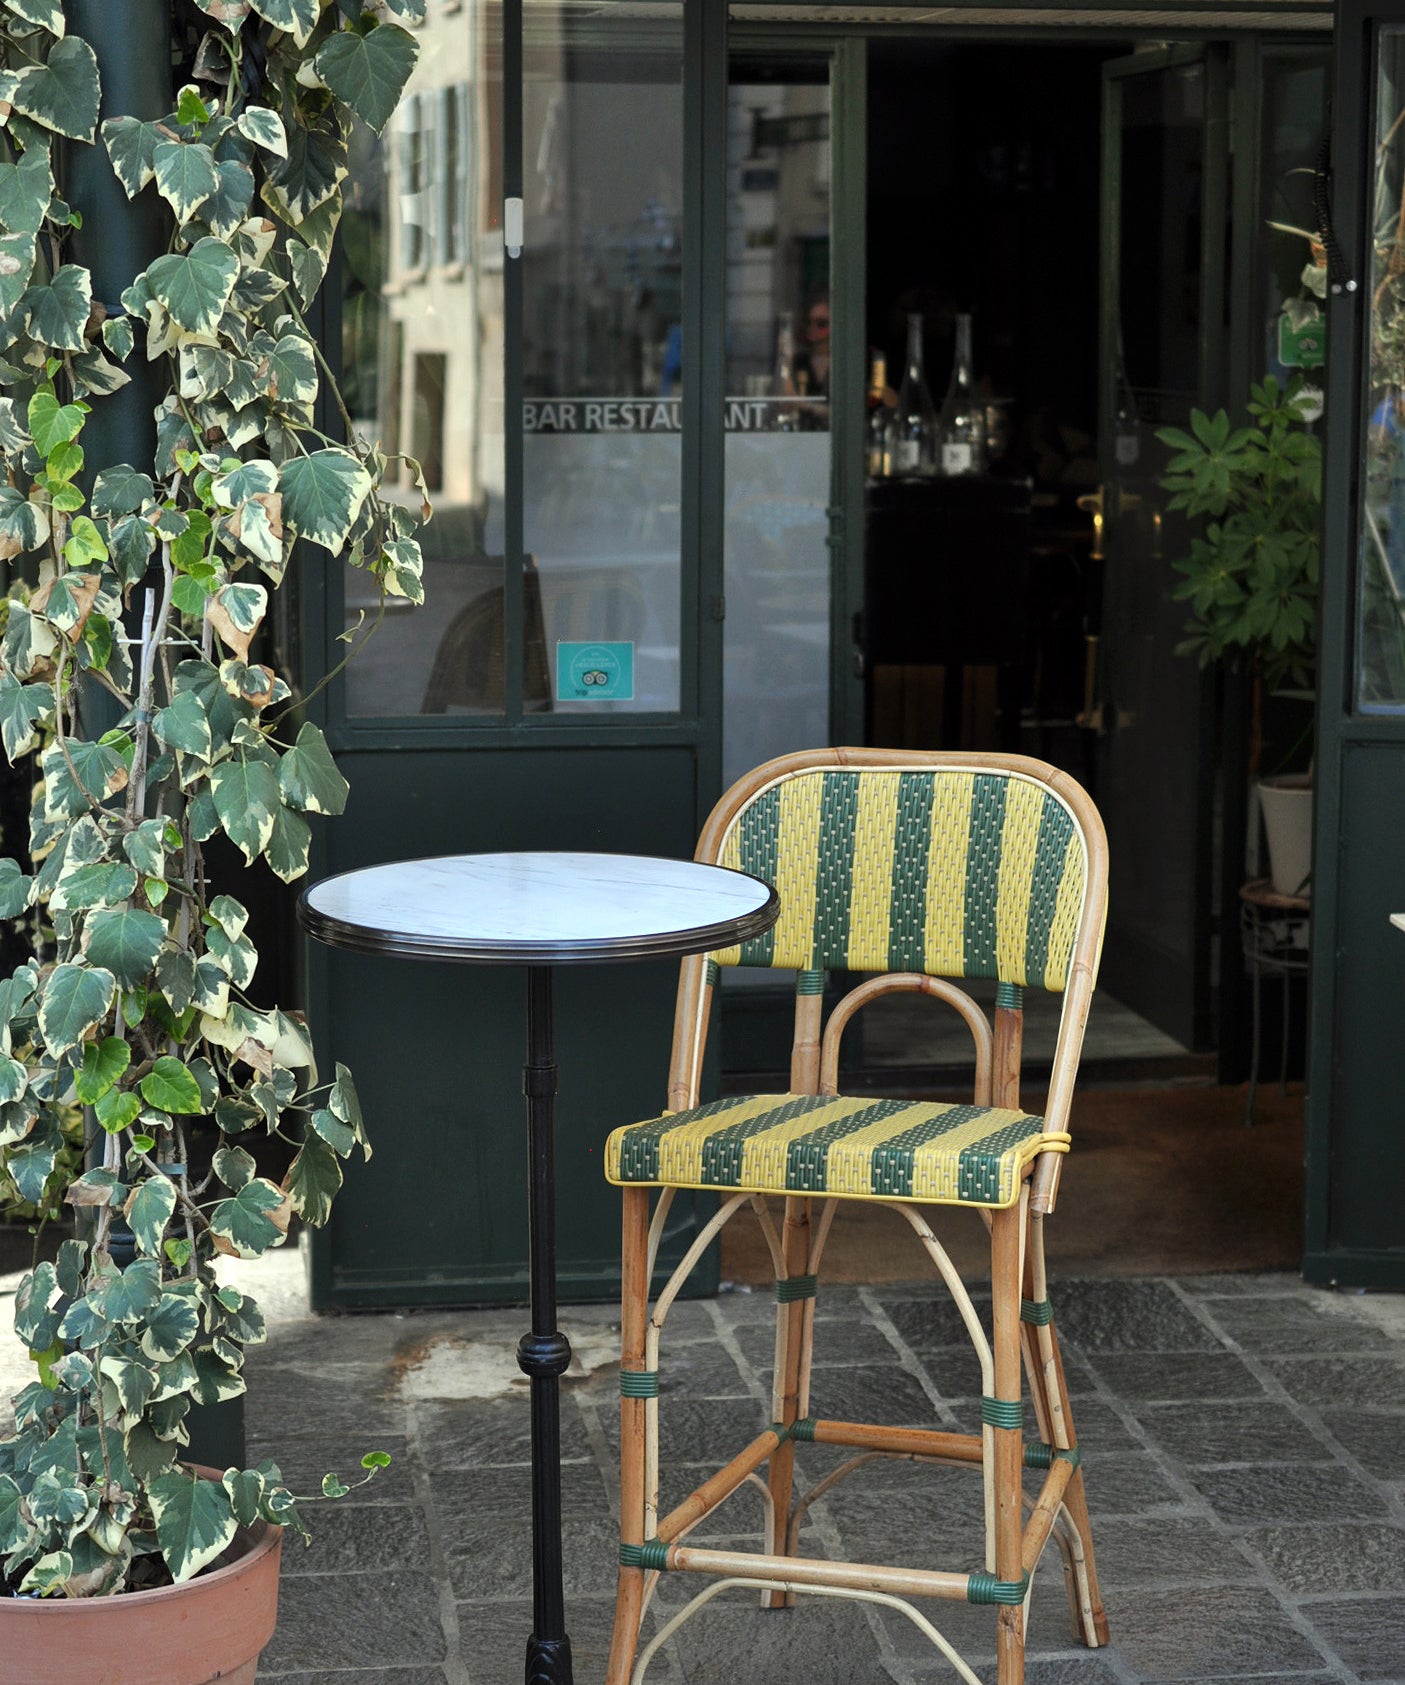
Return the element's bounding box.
[522,11,684,715]
[723,75,832,788]
[342,2,507,719]
[1359,28,1405,708]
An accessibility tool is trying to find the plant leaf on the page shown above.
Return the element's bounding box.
[74,1036,131,1104]
[9,37,100,142]
[148,1471,237,1584]
[4,0,66,36]
[278,447,371,554]
[0,668,51,758]
[284,1129,341,1226]
[246,0,318,47]
[36,963,114,1056]
[21,261,92,351]
[266,802,310,882]
[141,1292,200,1363]
[0,142,52,236]
[153,139,218,221]
[210,755,280,864]
[102,115,167,198]
[139,1056,204,1115]
[124,1175,178,1257]
[278,721,348,815]
[144,237,239,336]
[236,105,286,157]
[0,230,36,315]
[315,21,419,137]
[82,907,166,988]
[209,1177,287,1257]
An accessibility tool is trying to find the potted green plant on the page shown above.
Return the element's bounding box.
[0,2,423,1676]
[1157,372,1321,895]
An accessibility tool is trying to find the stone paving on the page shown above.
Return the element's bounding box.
[246,1266,1405,1684]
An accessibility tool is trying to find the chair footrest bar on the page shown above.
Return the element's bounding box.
[805,1419,984,1462]
[666,1543,975,1602]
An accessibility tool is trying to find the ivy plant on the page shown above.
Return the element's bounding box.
[0,0,424,1595]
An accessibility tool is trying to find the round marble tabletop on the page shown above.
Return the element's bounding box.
[298,851,780,965]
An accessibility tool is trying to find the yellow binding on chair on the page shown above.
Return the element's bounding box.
[604,748,1111,1685]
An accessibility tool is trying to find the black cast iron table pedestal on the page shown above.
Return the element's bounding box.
[299,852,779,1685]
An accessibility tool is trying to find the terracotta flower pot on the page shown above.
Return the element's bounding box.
[0,1470,282,1685]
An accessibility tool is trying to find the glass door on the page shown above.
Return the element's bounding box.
[1093,46,1229,1049]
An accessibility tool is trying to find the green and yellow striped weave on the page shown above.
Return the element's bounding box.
[708,767,1085,990]
[605,1095,1070,1208]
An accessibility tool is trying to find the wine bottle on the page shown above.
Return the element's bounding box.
[937,313,987,476]
[892,314,935,477]
[866,352,891,479]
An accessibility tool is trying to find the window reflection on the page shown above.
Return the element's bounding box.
[521,16,685,714]
[342,3,506,719]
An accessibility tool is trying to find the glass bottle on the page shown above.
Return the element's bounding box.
[937,313,987,476]
[892,314,936,477]
[865,351,891,479]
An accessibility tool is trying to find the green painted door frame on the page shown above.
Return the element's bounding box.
[1305,0,1405,1288]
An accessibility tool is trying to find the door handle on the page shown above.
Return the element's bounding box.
[1076,489,1105,561]
[1075,633,1104,733]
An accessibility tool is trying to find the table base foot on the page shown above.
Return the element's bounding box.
[527,1632,574,1683]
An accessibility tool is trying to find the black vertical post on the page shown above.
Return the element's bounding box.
[517,964,573,1684]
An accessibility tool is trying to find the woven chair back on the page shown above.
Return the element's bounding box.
[707,760,1093,993]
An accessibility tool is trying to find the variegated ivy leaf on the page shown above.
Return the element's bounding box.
[35,962,115,1057]
[32,569,100,635]
[210,754,280,864]
[4,0,67,34]
[102,314,133,361]
[144,237,239,338]
[285,1130,341,1226]
[0,667,51,759]
[278,721,348,816]
[197,157,254,239]
[153,139,218,222]
[0,231,36,316]
[8,37,100,142]
[229,495,284,574]
[0,394,28,452]
[382,0,427,19]
[286,185,340,259]
[102,115,167,198]
[148,1471,237,1584]
[263,329,316,408]
[65,1165,123,1207]
[195,0,252,26]
[21,261,92,351]
[266,801,310,883]
[263,121,346,222]
[124,1175,178,1258]
[235,105,286,158]
[91,465,155,520]
[140,1292,200,1363]
[0,483,48,559]
[213,1143,255,1191]
[206,892,249,941]
[82,907,166,990]
[124,817,174,880]
[40,738,128,819]
[288,237,328,309]
[211,457,277,508]
[246,0,317,45]
[191,954,230,1017]
[0,143,51,236]
[109,512,158,585]
[381,536,425,603]
[50,861,138,915]
[209,1176,288,1259]
[71,344,131,398]
[152,687,212,761]
[20,1552,73,1598]
[278,447,372,555]
[0,1052,27,1104]
[207,580,267,662]
[315,19,419,138]
[99,1354,157,1419]
[0,855,31,918]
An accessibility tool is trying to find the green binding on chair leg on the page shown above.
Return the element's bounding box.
[967,1569,1031,1605]
[776,1274,818,1302]
[620,1540,670,1571]
[1020,1297,1053,1325]
[1023,1441,1081,1471]
[995,981,1023,1011]
[981,1396,1024,1430]
[620,1370,660,1398]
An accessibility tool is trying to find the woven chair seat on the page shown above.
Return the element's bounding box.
[606,1093,1070,1208]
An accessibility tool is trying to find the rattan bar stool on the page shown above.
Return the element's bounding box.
[603,748,1111,1685]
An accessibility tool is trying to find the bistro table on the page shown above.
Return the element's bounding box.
[298,852,779,1684]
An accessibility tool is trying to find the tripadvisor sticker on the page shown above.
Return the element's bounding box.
[557,641,634,702]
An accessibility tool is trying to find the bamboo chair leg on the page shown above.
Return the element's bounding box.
[763,1195,812,1610]
[1025,1217,1110,1648]
[607,1186,653,1685]
[991,1204,1026,1685]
